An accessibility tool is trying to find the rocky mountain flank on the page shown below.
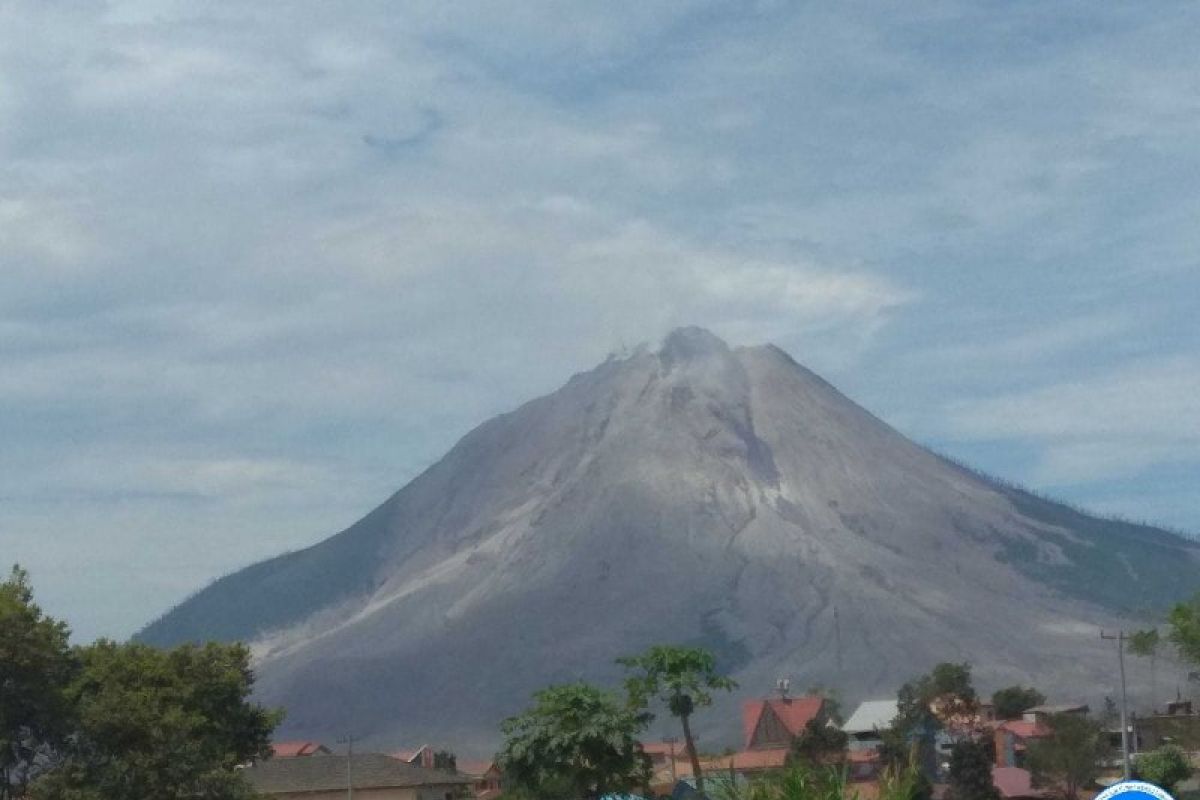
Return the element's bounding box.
[139,328,1199,752]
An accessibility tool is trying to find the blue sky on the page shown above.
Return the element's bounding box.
[2,1,1198,642]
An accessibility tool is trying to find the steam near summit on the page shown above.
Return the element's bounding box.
[139,328,1199,752]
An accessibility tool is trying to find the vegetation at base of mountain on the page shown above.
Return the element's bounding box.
[896,662,979,739]
[498,683,651,800]
[618,645,737,798]
[1135,745,1193,792]
[789,719,848,768]
[714,754,930,800]
[991,686,1046,720]
[1168,593,1200,665]
[945,739,1000,800]
[0,567,75,800]
[1026,713,1108,800]
[2,565,280,800]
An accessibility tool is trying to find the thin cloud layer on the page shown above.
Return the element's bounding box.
[2,1,1198,640]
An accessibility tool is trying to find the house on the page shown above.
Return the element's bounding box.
[991,766,1047,800]
[994,719,1051,768]
[459,760,503,800]
[1021,704,1089,725]
[393,745,436,769]
[1135,700,1200,751]
[742,694,826,750]
[243,752,469,800]
[842,700,900,751]
[272,741,333,758]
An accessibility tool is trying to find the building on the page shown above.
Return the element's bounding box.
[991,766,1047,800]
[994,719,1050,768]
[393,745,436,770]
[243,752,469,800]
[271,741,333,758]
[459,760,503,800]
[742,694,826,750]
[842,700,900,751]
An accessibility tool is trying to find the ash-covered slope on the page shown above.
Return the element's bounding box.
[139,328,1198,752]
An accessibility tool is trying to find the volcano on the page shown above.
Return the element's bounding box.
[139,327,1198,753]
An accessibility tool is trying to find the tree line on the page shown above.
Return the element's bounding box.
[1,566,280,800]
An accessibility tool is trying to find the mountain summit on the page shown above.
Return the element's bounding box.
[139,328,1198,752]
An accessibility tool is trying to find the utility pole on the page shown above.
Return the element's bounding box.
[1101,631,1131,779]
[337,734,357,800]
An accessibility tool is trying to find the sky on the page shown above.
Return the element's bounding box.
[2,1,1198,643]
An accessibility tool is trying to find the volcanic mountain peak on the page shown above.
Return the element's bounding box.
[138,327,1198,752]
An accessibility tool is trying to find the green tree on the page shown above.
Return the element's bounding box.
[1026,714,1107,800]
[499,683,650,800]
[945,739,1000,800]
[1167,593,1200,665]
[897,663,978,736]
[0,566,76,800]
[30,640,280,800]
[1129,629,1162,711]
[1134,745,1192,792]
[991,686,1046,721]
[618,645,736,797]
[789,718,848,768]
[805,685,845,727]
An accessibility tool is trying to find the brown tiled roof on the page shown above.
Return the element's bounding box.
[271,741,330,758]
[245,753,469,794]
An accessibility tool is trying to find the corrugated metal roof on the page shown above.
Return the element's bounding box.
[842,700,900,735]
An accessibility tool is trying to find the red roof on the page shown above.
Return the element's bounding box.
[742,696,825,748]
[271,741,329,758]
[459,760,500,778]
[997,720,1050,740]
[993,767,1045,799]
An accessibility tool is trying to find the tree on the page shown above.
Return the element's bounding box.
[1167,593,1200,665]
[618,645,736,797]
[945,739,1000,800]
[0,566,76,800]
[897,663,979,738]
[30,640,280,800]
[1135,745,1192,792]
[433,750,457,772]
[806,685,845,727]
[789,718,849,768]
[499,683,650,800]
[1129,628,1162,711]
[991,687,1046,721]
[1026,714,1107,800]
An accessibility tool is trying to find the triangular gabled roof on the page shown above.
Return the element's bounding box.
[742,696,825,748]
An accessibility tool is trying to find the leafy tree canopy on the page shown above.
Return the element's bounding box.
[1135,745,1192,792]
[1167,594,1200,665]
[1026,713,1107,800]
[433,750,457,772]
[897,663,978,736]
[1128,629,1161,658]
[946,739,1000,800]
[499,683,650,800]
[789,718,848,768]
[30,640,280,800]
[991,686,1046,721]
[0,566,76,800]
